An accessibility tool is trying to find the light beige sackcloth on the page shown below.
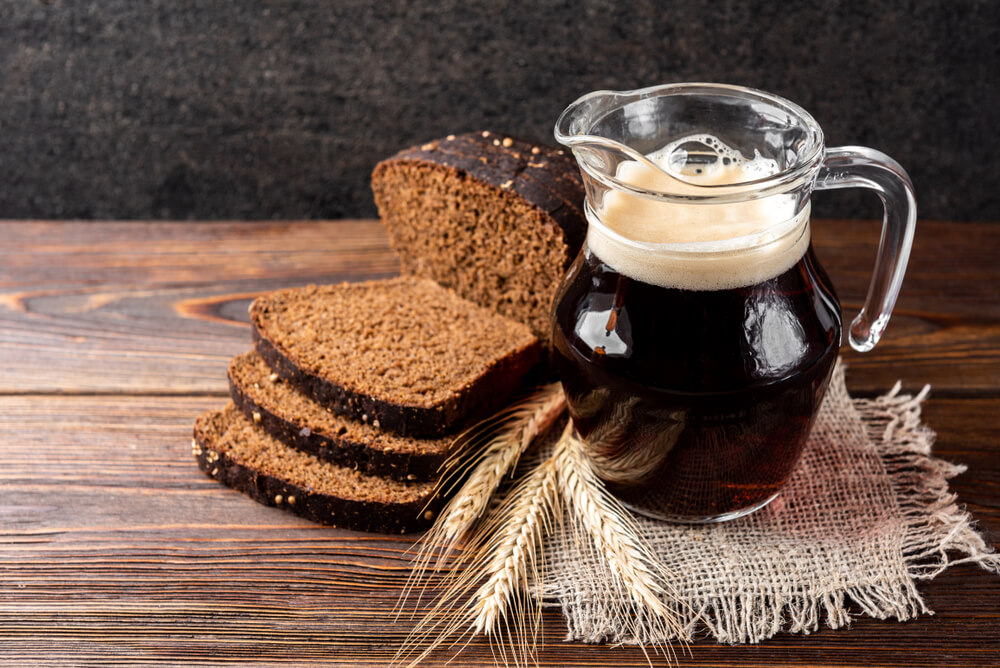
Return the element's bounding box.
[539,362,1000,645]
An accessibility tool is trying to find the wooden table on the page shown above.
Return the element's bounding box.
[1,220,997,667]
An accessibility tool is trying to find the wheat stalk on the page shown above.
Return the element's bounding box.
[393,383,566,635]
[470,456,560,636]
[437,382,565,545]
[554,426,688,653]
[393,455,561,668]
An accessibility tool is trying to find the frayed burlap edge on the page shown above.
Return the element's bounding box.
[539,367,1000,646]
[857,383,1000,585]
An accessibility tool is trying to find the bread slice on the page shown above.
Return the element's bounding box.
[193,404,438,534]
[371,131,586,344]
[228,350,451,482]
[250,277,540,438]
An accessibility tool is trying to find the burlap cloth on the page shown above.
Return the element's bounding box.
[539,362,1000,645]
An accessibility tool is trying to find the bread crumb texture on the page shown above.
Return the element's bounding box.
[250,277,538,409]
[371,132,585,344]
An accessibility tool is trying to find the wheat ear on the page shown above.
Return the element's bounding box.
[471,455,560,666]
[394,384,566,620]
[554,426,688,654]
[437,382,566,545]
[393,456,561,668]
[471,456,560,633]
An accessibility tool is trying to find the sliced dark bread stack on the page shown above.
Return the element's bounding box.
[227,351,453,481]
[194,276,541,533]
[372,131,587,345]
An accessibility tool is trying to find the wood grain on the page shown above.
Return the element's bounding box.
[0,220,998,667]
[0,221,397,394]
[1,220,999,396]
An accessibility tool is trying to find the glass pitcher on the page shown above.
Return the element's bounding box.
[551,83,916,522]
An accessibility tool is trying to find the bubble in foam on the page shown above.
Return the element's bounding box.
[649,134,781,185]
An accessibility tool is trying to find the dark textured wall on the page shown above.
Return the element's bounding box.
[2,0,997,221]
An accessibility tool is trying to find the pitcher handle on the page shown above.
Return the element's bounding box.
[814,146,917,352]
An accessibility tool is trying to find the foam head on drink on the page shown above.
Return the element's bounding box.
[586,135,811,291]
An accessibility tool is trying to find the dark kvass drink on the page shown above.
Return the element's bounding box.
[552,243,841,521]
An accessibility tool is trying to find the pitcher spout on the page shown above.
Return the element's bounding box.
[554,88,666,189]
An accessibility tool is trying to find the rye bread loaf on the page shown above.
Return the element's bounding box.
[228,350,451,482]
[193,404,438,534]
[371,131,586,345]
[250,277,540,438]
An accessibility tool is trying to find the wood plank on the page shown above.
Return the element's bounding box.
[0,394,996,667]
[0,221,400,394]
[0,220,998,396]
[813,218,1000,396]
